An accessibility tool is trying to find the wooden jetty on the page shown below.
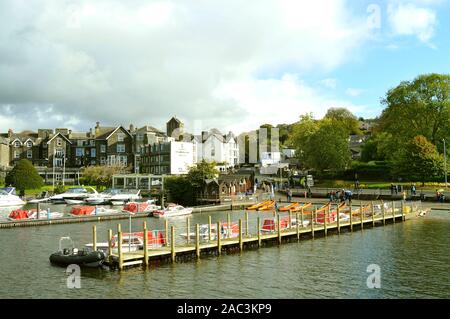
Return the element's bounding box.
[103,200,426,270]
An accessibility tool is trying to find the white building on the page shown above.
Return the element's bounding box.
[260,151,281,166]
[191,129,239,168]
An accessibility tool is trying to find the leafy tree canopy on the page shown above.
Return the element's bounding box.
[5,159,43,195]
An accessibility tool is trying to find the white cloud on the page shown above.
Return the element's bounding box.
[345,88,365,97]
[0,0,372,134]
[320,79,338,89]
[387,3,437,42]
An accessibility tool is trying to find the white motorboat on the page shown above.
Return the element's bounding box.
[49,187,98,204]
[8,208,64,220]
[84,189,141,205]
[65,199,86,205]
[180,223,240,241]
[153,204,193,218]
[27,191,51,204]
[0,188,25,207]
[122,201,161,214]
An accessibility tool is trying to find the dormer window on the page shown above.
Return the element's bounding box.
[26,141,33,148]
[118,133,125,142]
[14,141,21,148]
[56,138,63,147]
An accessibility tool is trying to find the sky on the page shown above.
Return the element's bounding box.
[1,0,450,135]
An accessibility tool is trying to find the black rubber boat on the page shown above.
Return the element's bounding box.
[49,237,106,268]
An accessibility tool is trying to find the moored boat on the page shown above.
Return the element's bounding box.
[8,208,63,220]
[50,237,106,268]
[153,204,193,218]
[70,206,118,216]
[0,187,25,207]
[122,201,161,214]
[48,187,97,204]
[180,222,240,241]
[85,231,166,253]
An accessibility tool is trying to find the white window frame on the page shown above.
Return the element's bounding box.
[117,144,126,153]
[14,141,21,148]
[26,141,33,148]
[76,148,84,157]
[91,148,96,158]
[14,151,20,159]
[100,144,106,153]
[27,150,33,159]
[56,138,63,147]
[118,133,125,142]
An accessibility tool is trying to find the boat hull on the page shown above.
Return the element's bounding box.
[49,251,106,268]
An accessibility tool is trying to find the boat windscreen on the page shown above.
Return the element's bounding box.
[67,188,88,193]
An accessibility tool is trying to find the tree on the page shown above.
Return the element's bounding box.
[290,114,352,172]
[378,73,450,151]
[80,165,128,190]
[324,107,361,135]
[5,159,43,196]
[187,160,219,191]
[393,135,444,185]
[164,176,194,206]
[360,132,397,162]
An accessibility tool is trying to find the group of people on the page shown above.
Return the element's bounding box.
[436,191,446,203]
[328,189,353,203]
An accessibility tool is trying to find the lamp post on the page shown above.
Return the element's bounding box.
[52,148,56,191]
[444,139,448,188]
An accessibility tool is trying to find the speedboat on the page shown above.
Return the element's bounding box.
[0,187,25,207]
[261,217,310,233]
[48,187,97,204]
[27,191,51,204]
[70,206,118,216]
[85,231,166,253]
[85,189,141,205]
[8,208,64,220]
[122,200,161,214]
[50,237,106,268]
[153,204,193,218]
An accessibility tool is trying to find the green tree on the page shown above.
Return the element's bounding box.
[324,107,361,135]
[378,73,450,151]
[164,176,194,206]
[360,132,397,162]
[5,159,43,196]
[187,160,219,191]
[288,113,319,169]
[393,135,444,185]
[80,165,127,190]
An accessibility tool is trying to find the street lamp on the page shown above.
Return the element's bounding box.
[443,139,448,188]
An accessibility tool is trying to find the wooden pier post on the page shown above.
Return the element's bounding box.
[382,201,386,225]
[208,216,212,242]
[296,212,300,241]
[350,202,353,232]
[245,211,249,237]
[186,217,190,244]
[227,213,231,238]
[143,221,149,268]
[257,217,261,247]
[108,229,113,262]
[337,204,341,234]
[239,219,243,251]
[301,208,304,230]
[217,222,222,255]
[36,203,40,220]
[360,203,364,230]
[401,201,405,221]
[371,202,375,227]
[311,208,315,239]
[324,207,327,237]
[170,226,176,263]
[92,225,97,252]
[117,228,123,271]
[165,220,169,247]
[392,201,396,224]
[196,224,200,259]
[277,214,281,245]
[289,210,292,230]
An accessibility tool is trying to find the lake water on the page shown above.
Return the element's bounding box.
[0,204,448,299]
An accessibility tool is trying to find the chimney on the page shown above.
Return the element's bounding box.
[7,129,13,138]
[129,124,135,132]
[89,128,93,137]
[96,122,100,129]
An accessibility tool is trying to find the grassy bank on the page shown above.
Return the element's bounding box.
[314,180,449,190]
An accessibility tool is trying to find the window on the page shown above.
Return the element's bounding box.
[91,148,96,158]
[100,157,106,165]
[14,141,21,148]
[118,133,125,142]
[118,155,127,166]
[76,148,84,157]
[14,151,20,159]
[90,140,95,146]
[117,144,125,153]
[100,144,106,153]
[27,150,33,159]
[56,138,62,147]
[55,149,64,158]
[77,140,84,147]
[211,147,215,157]
[137,134,144,141]
[54,158,63,167]
[26,141,33,148]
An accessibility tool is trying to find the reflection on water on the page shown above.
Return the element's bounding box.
[0,206,449,299]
